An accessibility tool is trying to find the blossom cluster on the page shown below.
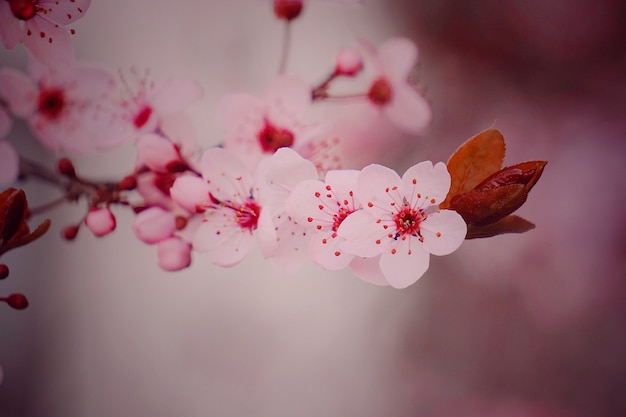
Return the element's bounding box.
[0,0,545,294]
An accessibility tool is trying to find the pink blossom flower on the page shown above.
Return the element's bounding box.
[360,37,432,134]
[186,147,264,267]
[157,236,191,272]
[255,147,318,273]
[84,207,116,237]
[337,161,466,288]
[0,0,91,68]
[286,169,360,270]
[0,63,121,154]
[218,75,314,170]
[117,75,203,142]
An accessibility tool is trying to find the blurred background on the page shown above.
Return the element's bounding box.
[1,0,625,416]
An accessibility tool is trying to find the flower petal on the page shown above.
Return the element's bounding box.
[349,256,389,286]
[201,148,254,203]
[357,163,404,216]
[150,78,203,114]
[378,37,418,82]
[44,0,91,25]
[211,230,255,267]
[337,210,386,257]
[384,83,431,134]
[309,233,353,271]
[402,161,451,207]
[22,18,73,68]
[420,210,467,256]
[0,68,37,117]
[379,242,429,289]
[0,2,22,49]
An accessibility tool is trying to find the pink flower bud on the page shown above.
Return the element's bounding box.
[170,175,211,213]
[85,208,116,237]
[157,237,191,271]
[132,207,177,244]
[335,47,363,76]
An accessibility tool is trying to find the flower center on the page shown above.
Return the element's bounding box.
[393,205,424,238]
[37,88,65,120]
[258,121,294,153]
[133,105,153,129]
[9,0,38,21]
[331,207,352,232]
[273,0,303,21]
[234,201,261,231]
[367,77,393,105]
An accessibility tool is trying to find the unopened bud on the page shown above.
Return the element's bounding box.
[0,264,9,280]
[62,224,80,240]
[85,208,116,237]
[1,293,29,310]
[335,48,363,76]
[273,0,303,21]
[57,158,76,178]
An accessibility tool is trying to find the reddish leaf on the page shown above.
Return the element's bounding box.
[442,129,505,208]
[466,215,536,239]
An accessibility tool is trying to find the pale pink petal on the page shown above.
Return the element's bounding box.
[150,78,203,115]
[160,113,197,156]
[256,207,278,258]
[357,163,404,215]
[0,3,21,49]
[401,161,450,206]
[420,210,467,256]
[69,65,117,100]
[136,133,180,173]
[201,148,254,202]
[84,208,116,237]
[211,231,255,267]
[337,210,386,257]
[265,220,310,273]
[192,213,237,253]
[285,179,327,225]
[217,93,265,135]
[324,169,359,198]
[0,141,19,185]
[0,69,38,117]
[22,18,73,68]
[379,242,429,289]
[265,75,311,123]
[309,233,353,270]
[136,172,175,209]
[356,37,382,73]
[132,207,177,244]
[44,0,91,25]
[157,236,191,271]
[349,256,389,286]
[378,37,418,82]
[256,147,318,212]
[384,84,431,134]
[170,175,211,213]
[0,107,11,137]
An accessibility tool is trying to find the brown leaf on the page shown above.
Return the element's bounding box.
[466,215,536,239]
[442,129,506,208]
